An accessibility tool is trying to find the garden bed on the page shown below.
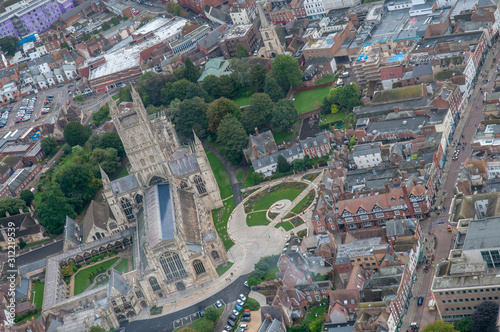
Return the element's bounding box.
[244,182,308,213]
[301,172,320,182]
[290,191,316,214]
[212,198,235,250]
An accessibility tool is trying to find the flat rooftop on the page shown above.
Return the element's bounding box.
[462,217,500,251]
[415,31,483,51]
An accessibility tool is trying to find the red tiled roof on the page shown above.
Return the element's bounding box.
[338,185,426,214]
[380,66,404,81]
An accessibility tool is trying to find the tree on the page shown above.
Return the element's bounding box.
[120,86,132,102]
[471,301,499,332]
[202,75,221,101]
[454,317,471,332]
[91,148,121,175]
[36,185,76,234]
[309,316,325,332]
[244,298,260,311]
[170,97,208,138]
[293,159,305,171]
[241,93,273,133]
[183,57,201,83]
[18,238,26,249]
[111,17,120,25]
[216,114,248,164]
[61,265,74,277]
[63,121,92,147]
[60,42,70,50]
[218,75,237,99]
[55,164,101,213]
[74,94,84,102]
[91,103,110,126]
[264,73,284,102]
[236,44,249,58]
[137,73,173,106]
[86,131,125,157]
[0,36,19,56]
[249,64,267,92]
[101,22,111,31]
[89,326,106,332]
[207,97,241,133]
[20,190,34,207]
[277,155,291,173]
[271,98,297,132]
[41,137,58,156]
[198,321,215,332]
[0,197,26,218]
[161,79,207,105]
[204,306,220,322]
[327,83,361,111]
[422,321,457,332]
[229,58,249,87]
[272,54,303,90]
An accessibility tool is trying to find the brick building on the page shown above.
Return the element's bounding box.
[220,24,259,59]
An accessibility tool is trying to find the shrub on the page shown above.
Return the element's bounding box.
[244,298,260,311]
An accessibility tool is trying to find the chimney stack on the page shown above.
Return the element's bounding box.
[385,182,390,192]
[413,178,418,186]
[370,188,375,196]
[402,171,408,179]
[265,142,271,154]
[255,127,259,136]
[252,145,258,159]
[273,141,278,151]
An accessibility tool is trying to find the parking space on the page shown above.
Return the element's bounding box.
[171,300,225,330]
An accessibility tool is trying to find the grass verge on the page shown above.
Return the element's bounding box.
[114,258,129,273]
[206,150,232,199]
[74,257,120,295]
[212,198,235,250]
[293,86,331,114]
[31,280,44,308]
[236,171,245,182]
[216,261,234,276]
[274,221,294,231]
[246,211,270,227]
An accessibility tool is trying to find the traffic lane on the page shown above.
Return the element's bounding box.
[119,274,251,332]
[122,0,165,13]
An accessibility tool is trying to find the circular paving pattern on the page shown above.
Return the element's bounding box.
[269,199,292,213]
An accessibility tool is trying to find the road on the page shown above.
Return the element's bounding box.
[119,275,250,332]
[401,42,500,330]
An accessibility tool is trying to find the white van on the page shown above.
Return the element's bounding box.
[340,72,350,78]
[238,325,248,330]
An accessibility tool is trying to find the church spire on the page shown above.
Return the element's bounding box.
[130,84,150,124]
[257,1,269,29]
[100,165,111,192]
[107,93,121,130]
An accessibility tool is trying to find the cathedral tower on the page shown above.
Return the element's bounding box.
[257,1,282,58]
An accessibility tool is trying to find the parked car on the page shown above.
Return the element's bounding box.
[235,304,242,311]
[242,312,250,317]
[232,309,239,316]
[239,294,247,301]
[417,296,424,306]
[236,299,244,306]
[340,72,350,78]
[57,84,64,88]
[66,100,70,105]
[240,316,251,322]
[227,320,235,327]
[239,324,248,330]
[228,314,237,321]
[215,300,222,308]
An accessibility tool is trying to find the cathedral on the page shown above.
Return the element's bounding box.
[101,87,227,304]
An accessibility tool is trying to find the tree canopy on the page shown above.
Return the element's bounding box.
[236,44,250,58]
[454,317,471,332]
[207,97,241,133]
[0,36,19,56]
[20,190,34,207]
[272,54,303,90]
[422,321,457,332]
[91,148,121,176]
[37,185,76,234]
[183,57,201,83]
[0,198,26,218]
[277,155,291,173]
[326,83,361,111]
[202,75,221,100]
[249,64,267,92]
[86,131,125,157]
[271,98,298,132]
[161,79,207,105]
[241,93,273,133]
[55,163,101,213]
[204,306,220,322]
[41,137,58,156]
[63,121,92,147]
[215,114,248,164]
[170,97,208,138]
[264,73,285,102]
[471,301,499,332]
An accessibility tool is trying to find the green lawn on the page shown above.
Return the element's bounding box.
[265,265,280,280]
[246,211,270,227]
[273,128,296,144]
[242,168,256,188]
[216,261,234,276]
[206,150,232,199]
[315,75,335,85]
[321,111,346,123]
[116,167,129,179]
[291,191,315,214]
[74,257,120,295]
[233,87,254,106]
[114,258,129,273]
[31,281,44,308]
[435,70,462,80]
[212,198,235,250]
[252,189,303,211]
[372,85,422,103]
[274,221,294,231]
[236,171,245,182]
[293,86,331,114]
[25,236,56,249]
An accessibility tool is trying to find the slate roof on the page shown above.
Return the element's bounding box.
[110,174,139,194]
[168,154,200,177]
[0,155,21,175]
[82,200,112,241]
[0,67,17,80]
[146,184,175,248]
[385,218,417,237]
[64,216,82,244]
[60,0,92,21]
[15,278,29,299]
[198,30,222,49]
[4,166,37,191]
[252,145,303,171]
[352,143,380,158]
[301,132,329,150]
[107,270,131,297]
[402,64,433,79]
[19,258,47,276]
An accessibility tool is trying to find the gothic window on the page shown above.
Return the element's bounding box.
[149,176,166,186]
[140,159,146,167]
[149,277,161,291]
[160,252,188,283]
[180,181,188,190]
[135,290,144,298]
[193,175,207,195]
[121,198,134,220]
[193,260,206,275]
[130,136,137,147]
[150,155,155,163]
[211,251,220,260]
[96,233,101,239]
[135,194,143,204]
[265,32,269,39]
[139,133,145,145]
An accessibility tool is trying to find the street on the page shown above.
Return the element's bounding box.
[119,275,250,332]
[401,42,500,330]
